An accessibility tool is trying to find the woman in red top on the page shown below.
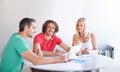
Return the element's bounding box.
[33,20,70,56]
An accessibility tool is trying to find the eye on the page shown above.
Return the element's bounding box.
[52,27,55,29]
[81,25,84,27]
[47,26,51,29]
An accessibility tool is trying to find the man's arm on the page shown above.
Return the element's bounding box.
[33,43,43,55]
[21,50,68,65]
[59,42,70,52]
[42,50,64,56]
[33,43,64,56]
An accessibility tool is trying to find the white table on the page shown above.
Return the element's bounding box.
[24,55,114,72]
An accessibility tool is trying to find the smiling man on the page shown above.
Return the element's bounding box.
[33,20,70,56]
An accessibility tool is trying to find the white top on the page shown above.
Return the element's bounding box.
[77,33,93,50]
[24,55,114,71]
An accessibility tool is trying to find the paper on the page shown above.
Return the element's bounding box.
[68,44,82,60]
[74,59,85,63]
[68,55,86,63]
[69,53,79,60]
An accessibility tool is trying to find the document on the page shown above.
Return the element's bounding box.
[68,44,82,60]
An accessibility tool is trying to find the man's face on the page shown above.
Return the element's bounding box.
[45,23,55,36]
[26,22,36,38]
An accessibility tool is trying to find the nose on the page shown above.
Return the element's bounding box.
[50,28,54,31]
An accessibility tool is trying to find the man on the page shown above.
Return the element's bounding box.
[33,20,70,56]
[0,18,68,72]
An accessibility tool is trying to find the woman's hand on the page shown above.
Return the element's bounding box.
[81,48,89,54]
[76,51,81,56]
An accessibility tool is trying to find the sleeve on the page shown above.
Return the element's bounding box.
[15,38,30,54]
[55,36,62,45]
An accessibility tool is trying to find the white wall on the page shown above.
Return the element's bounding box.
[86,0,120,49]
[0,0,120,57]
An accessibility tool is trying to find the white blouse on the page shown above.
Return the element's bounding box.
[76,33,93,51]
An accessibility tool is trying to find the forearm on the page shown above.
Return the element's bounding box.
[37,57,62,64]
[80,49,98,55]
[22,51,59,65]
[60,43,70,52]
[22,50,68,65]
[33,43,43,55]
[42,50,56,56]
[35,54,68,65]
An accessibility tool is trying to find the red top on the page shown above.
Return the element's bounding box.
[34,33,62,51]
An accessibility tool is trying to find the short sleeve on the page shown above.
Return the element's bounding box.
[55,36,62,45]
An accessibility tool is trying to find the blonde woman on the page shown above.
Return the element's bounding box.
[72,17,98,56]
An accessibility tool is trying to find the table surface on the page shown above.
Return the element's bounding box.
[24,54,114,71]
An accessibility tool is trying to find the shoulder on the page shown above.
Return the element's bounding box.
[11,33,25,42]
[35,33,43,36]
[89,32,96,39]
[73,34,77,39]
[52,34,61,39]
[34,33,43,38]
[90,32,95,36]
[11,34,27,46]
[52,35,62,43]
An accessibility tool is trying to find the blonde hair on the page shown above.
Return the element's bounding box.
[75,17,88,41]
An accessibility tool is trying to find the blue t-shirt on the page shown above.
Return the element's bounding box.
[0,33,29,72]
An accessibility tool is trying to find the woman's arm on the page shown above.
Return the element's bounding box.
[90,33,98,54]
[72,34,77,46]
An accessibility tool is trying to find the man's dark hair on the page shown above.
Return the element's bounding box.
[19,18,35,32]
[42,20,59,34]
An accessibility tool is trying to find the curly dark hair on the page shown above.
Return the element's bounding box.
[42,20,59,34]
